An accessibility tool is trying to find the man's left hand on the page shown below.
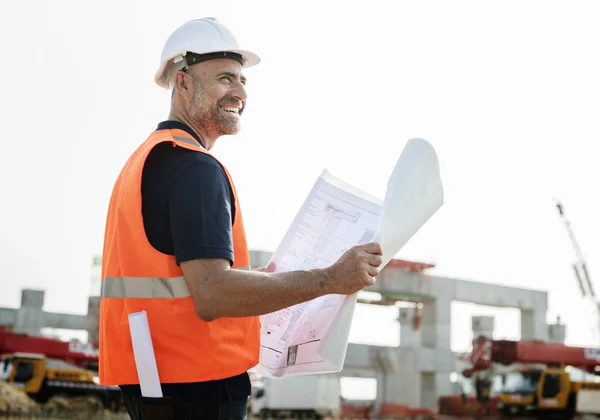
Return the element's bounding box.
[253,262,276,273]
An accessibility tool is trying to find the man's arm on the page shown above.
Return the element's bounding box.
[180,258,329,321]
[164,153,382,321]
[181,243,382,322]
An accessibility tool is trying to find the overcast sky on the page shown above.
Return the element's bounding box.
[1,0,599,352]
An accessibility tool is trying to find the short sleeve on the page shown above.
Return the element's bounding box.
[166,157,235,266]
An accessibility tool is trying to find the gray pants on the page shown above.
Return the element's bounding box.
[122,394,248,420]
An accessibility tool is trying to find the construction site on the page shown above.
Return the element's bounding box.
[0,202,598,419]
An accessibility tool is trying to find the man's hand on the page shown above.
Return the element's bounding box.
[253,262,276,273]
[322,242,383,295]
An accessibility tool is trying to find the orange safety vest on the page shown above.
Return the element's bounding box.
[98,128,260,386]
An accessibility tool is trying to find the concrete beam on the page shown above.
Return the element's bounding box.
[451,278,547,311]
[0,308,17,326]
[339,367,378,378]
[369,271,547,310]
[250,250,548,312]
[1,309,88,334]
[43,312,87,330]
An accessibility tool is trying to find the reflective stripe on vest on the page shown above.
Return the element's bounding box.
[172,135,204,149]
[101,266,252,299]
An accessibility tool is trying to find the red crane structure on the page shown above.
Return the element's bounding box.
[462,335,600,378]
[0,326,98,369]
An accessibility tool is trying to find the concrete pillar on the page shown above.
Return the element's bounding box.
[521,309,547,341]
[421,299,451,349]
[420,372,436,409]
[472,315,495,338]
[421,302,436,347]
[547,316,566,344]
[398,307,421,347]
[89,255,102,297]
[390,348,421,406]
[434,371,454,409]
[370,347,397,415]
[14,289,44,336]
[375,371,385,415]
[86,296,100,346]
[385,371,421,407]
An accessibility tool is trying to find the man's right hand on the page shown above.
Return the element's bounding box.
[322,242,383,295]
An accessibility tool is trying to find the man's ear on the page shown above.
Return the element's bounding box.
[173,72,193,101]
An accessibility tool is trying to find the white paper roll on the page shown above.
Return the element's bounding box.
[128,311,163,398]
[376,138,444,267]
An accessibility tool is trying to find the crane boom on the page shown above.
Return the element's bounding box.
[555,200,600,345]
[556,201,596,297]
[463,336,600,377]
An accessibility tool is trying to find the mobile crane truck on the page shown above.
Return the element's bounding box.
[461,336,600,419]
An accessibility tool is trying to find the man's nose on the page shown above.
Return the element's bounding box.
[232,82,247,101]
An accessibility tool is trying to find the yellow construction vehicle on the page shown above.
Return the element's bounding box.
[496,364,600,418]
[0,352,122,411]
[460,336,600,418]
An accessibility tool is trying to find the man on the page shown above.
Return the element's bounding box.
[99,18,383,420]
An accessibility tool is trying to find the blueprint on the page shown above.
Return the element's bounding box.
[252,170,382,377]
[249,138,445,378]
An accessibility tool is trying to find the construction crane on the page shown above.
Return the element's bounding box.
[0,326,98,370]
[555,200,600,346]
[449,336,600,418]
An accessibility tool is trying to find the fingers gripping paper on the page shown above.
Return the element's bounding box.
[250,138,444,378]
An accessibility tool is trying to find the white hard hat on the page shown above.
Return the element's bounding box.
[154,17,260,89]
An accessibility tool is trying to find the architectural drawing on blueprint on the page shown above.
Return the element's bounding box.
[254,171,382,376]
[278,179,381,275]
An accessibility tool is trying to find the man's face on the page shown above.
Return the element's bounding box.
[186,59,247,137]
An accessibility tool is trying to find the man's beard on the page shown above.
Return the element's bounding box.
[188,92,240,137]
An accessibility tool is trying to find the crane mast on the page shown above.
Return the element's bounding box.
[555,200,600,345]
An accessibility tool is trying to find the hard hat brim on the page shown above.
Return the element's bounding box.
[154,49,260,90]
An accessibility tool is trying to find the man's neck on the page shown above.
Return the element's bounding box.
[167,111,216,150]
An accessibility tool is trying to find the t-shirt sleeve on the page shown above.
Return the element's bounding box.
[166,157,234,266]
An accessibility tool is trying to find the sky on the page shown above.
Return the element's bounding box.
[1,0,599,356]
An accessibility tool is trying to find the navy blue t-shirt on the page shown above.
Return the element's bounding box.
[118,121,250,402]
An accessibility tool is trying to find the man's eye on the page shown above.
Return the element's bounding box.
[221,76,232,83]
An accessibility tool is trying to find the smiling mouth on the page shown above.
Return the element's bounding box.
[221,107,240,115]
[221,106,240,115]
